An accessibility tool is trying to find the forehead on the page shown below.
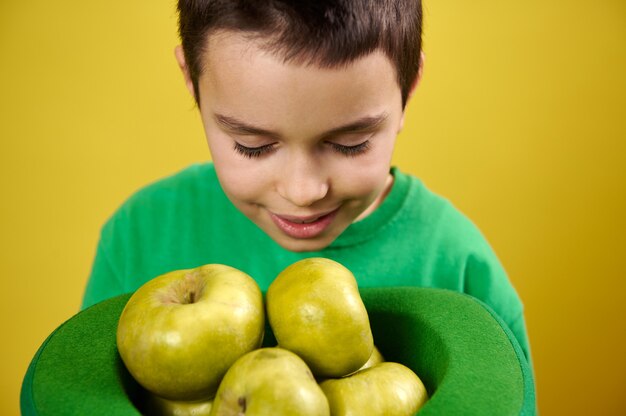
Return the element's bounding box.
[197,31,402,132]
[201,29,397,75]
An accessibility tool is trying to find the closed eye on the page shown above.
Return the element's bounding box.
[328,140,371,157]
[233,142,276,158]
[233,140,371,158]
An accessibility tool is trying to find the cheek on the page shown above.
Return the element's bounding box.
[330,160,390,201]
[332,142,395,198]
[211,147,279,207]
[214,161,272,204]
[203,128,271,203]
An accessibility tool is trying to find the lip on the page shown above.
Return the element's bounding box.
[269,208,340,239]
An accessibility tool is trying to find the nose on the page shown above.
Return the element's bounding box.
[276,153,330,207]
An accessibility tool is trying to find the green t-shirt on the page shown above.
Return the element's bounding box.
[82,163,531,361]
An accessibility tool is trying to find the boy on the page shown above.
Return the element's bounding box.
[82,0,532,365]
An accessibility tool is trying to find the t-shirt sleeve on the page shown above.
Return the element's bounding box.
[79,164,212,310]
[463,249,532,364]
[508,310,532,366]
[81,232,125,310]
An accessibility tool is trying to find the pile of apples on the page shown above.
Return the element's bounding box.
[116,258,428,415]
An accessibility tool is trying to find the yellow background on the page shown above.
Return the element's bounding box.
[1,1,625,414]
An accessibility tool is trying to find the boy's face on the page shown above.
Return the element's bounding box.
[177,31,408,252]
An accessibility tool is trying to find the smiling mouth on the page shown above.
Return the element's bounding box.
[290,217,321,224]
[269,208,340,239]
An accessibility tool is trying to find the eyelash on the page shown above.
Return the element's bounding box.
[233,142,276,158]
[233,140,371,159]
[329,140,371,157]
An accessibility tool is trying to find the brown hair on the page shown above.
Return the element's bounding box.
[177,0,422,108]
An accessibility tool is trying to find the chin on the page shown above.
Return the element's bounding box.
[275,238,332,253]
[271,233,338,253]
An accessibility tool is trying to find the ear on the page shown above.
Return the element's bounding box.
[399,51,425,131]
[174,45,197,101]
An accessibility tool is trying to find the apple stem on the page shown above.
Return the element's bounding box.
[187,290,196,304]
[161,272,206,305]
[238,396,247,412]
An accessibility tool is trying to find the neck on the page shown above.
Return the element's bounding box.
[354,172,394,222]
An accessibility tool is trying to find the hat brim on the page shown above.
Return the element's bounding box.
[21,287,535,415]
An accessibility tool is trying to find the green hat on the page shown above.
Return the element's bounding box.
[21,287,535,415]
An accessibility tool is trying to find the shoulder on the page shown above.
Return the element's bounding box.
[395,169,512,291]
[396,169,488,252]
[406,172,522,299]
[100,163,220,236]
[391,170,526,343]
[123,163,217,209]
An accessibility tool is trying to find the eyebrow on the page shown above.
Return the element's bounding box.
[214,112,389,139]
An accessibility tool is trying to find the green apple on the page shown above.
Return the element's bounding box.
[314,345,386,389]
[354,345,385,373]
[210,347,330,416]
[266,258,374,378]
[143,392,212,416]
[334,345,385,381]
[116,264,264,401]
[319,362,429,416]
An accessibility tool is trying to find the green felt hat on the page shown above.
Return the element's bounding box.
[21,287,535,415]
